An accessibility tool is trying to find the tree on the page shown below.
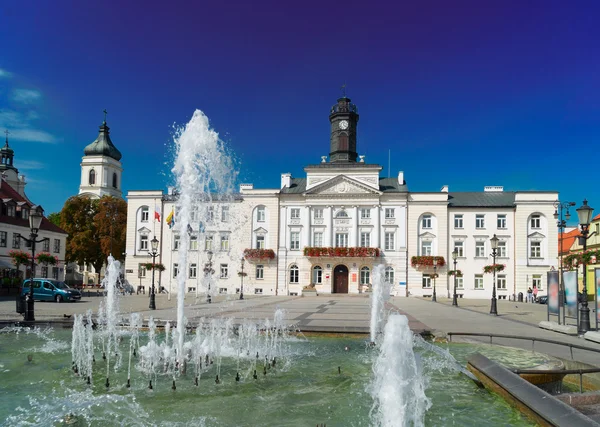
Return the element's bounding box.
[94,196,127,261]
[47,212,61,227]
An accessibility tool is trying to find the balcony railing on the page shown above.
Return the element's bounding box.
[304,247,380,258]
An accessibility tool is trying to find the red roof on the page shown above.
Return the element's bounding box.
[593,213,600,221]
[559,228,580,254]
[0,179,67,235]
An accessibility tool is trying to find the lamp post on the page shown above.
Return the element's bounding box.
[20,212,46,322]
[204,250,214,304]
[490,234,499,316]
[576,199,594,334]
[431,258,438,302]
[239,257,245,300]
[149,237,159,310]
[452,248,459,307]
[554,200,576,307]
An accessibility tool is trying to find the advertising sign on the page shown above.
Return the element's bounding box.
[564,271,578,318]
[547,270,559,316]
[596,269,600,327]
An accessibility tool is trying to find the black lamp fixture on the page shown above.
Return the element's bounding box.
[149,236,159,310]
[576,199,594,334]
[431,257,438,302]
[239,257,245,300]
[204,250,214,304]
[21,211,46,322]
[452,248,459,307]
[554,200,576,306]
[490,234,499,316]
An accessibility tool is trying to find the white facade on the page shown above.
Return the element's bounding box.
[79,155,123,199]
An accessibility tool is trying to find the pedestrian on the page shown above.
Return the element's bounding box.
[532,284,538,303]
[527,287,533,303]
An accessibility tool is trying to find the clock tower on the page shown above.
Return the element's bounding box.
[328,96,359,163]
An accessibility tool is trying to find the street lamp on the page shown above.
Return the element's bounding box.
[149,237,159,310]
[490,234,499,316]
[452,248,459,306]
[431,257,438,302]
[239,257,245,300]
[554,200,576,306]
[576,199,594,334]
[204,250,214,304]
[20,211,46,322]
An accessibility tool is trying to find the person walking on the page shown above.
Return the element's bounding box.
[532,284,538,303]
[527,287,533,303]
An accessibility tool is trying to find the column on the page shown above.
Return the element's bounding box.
[374,205,380,248]
[326,206,333,247]
[354,206,359,246]
[304,206,311,247]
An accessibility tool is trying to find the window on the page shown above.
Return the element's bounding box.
[256,235,265,249]
[313,232,323,247]
[254,288,263,295]
[360,232,371,247]
[454,214,463,229]
[139,235,148,251]
[422,215,432,229]
[41,266,48,278]
[385,208,395,219]
[256,265,264,279]
[360,208,370,219]
[89,169,95,185]
[173,263,179,278]
[189,263,197,279]
[475,275,484,289]
[257,206,266,222]
[12,233,20,249]
[205,235,213,251]
[221,206,229,222]
[291,208,300,219]
[385,232,395,251]
[385,267,394,284]
[532,274,542,291]
[289,265,299,283]
[497,214,507,229]
[138,264,147,278]
[220,234,229,251]
[0,231,6,247]
[422,275,432,288]
[290,232,300,250]
[312,266,323,284]
[530,241,541,258]
[191,209,198,222]
[313,208,323,220]
[476,215,485,228]
[530,215,541,229]
[220,264,228,278]
[53,239,61,253]
[336,210,348,218]
[420,241,432,256]
[52,267,59,280]
[475,241,485,257]
[141,207,149,222]
[173,235,180,250]
[112,172,118,188]
[497,241,507,257]
[219,288,227,294]
[7,205,14,217]
[208,207,214,222]
[43,238,49,252]
[21,209,29,220]
[360,266,370,285]
[454,241,464,257]
[497,275,506,290]
[189,235,198,251]
[456,277,464,289]
[335,233,348,248]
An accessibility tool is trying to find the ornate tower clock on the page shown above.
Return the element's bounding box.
[328,96,359,163]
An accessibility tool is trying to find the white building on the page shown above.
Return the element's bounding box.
[124,95,559,299]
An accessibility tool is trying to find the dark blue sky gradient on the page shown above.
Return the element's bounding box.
[0,0,598,221]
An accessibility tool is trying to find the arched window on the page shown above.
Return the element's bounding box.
[385,267,394,285]
[112,172,118,188]
[312,266,322,284]
[360,266,370,285]
[336,210,348,218]
[289,264,299,283]
[89,169,95,185]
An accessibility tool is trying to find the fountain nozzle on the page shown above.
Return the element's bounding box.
[195,376,199,386]
[172,380,176,390]
[338,366,341,375]
[105,377,110,388]
[236,372,240,382]
[126,378,131,388]
[87,376,91,385]
[149,380,153,390]
[253,370,258,379]
[102,352,106,361]
[215,375,220,384]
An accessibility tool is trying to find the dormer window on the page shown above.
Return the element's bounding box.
[89,169,96,185]
[7,205,15,217]
[21,208,29,220]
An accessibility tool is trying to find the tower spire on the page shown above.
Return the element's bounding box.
[103,109,108,124]
[4,129,9,147]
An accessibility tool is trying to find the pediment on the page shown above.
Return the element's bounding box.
[419,231,436,239]
[304,175,382,197]
[254,227,268,235]
[138,227,151,234]
[528,231,546,239]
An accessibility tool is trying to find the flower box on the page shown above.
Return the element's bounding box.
[36,252,58,265]
[448,270,463,277]
[142,263,166,271]
[303,247,380,257]
[410,256,446,268]
[9,250,31,266]
[243,249,276,260]
[483,264,505,274]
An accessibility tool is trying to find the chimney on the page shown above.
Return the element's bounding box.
[441,185,448,193]
[397,171,404,185]
[281,173,291,189]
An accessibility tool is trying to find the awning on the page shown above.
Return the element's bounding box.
[0,258,14,269]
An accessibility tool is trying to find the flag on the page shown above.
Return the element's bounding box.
[166,208,175,229]
[154,205,161,222]
[199,221,205,233]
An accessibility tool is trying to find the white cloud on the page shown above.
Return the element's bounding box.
[10,129,58,144]
[12,89,42,104]
[0,110,27,127]
[17,160,45,170]
[0,68,12,78]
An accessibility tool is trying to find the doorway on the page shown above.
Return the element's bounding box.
[333,265,349,293]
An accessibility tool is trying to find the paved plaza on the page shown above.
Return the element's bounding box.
[1,293,599,367]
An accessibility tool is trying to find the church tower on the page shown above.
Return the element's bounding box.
[0,132,27,196]
[328,95,359,163]
[79,113,123,199]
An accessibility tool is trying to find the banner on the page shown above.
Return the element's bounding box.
[547,270,559,316]
[564,271,578,318]
[596,269,600,326]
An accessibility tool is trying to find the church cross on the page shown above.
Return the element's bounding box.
[4,129,9,143]
[103,109,108,122]
[341,83,347,98]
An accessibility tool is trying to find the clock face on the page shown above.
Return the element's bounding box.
[339,120,349,130]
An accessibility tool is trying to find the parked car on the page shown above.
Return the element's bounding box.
[21,279,82,302]
[536,295,548,304]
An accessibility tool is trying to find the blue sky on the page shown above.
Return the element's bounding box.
[0,0,598,223]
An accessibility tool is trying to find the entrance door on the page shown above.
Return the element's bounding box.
[333,265,349,293]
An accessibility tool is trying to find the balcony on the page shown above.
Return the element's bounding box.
[304,247,380,258]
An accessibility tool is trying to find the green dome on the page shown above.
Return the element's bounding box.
[83,121,122,161]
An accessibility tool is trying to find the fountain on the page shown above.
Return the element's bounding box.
[369,264,392,344]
